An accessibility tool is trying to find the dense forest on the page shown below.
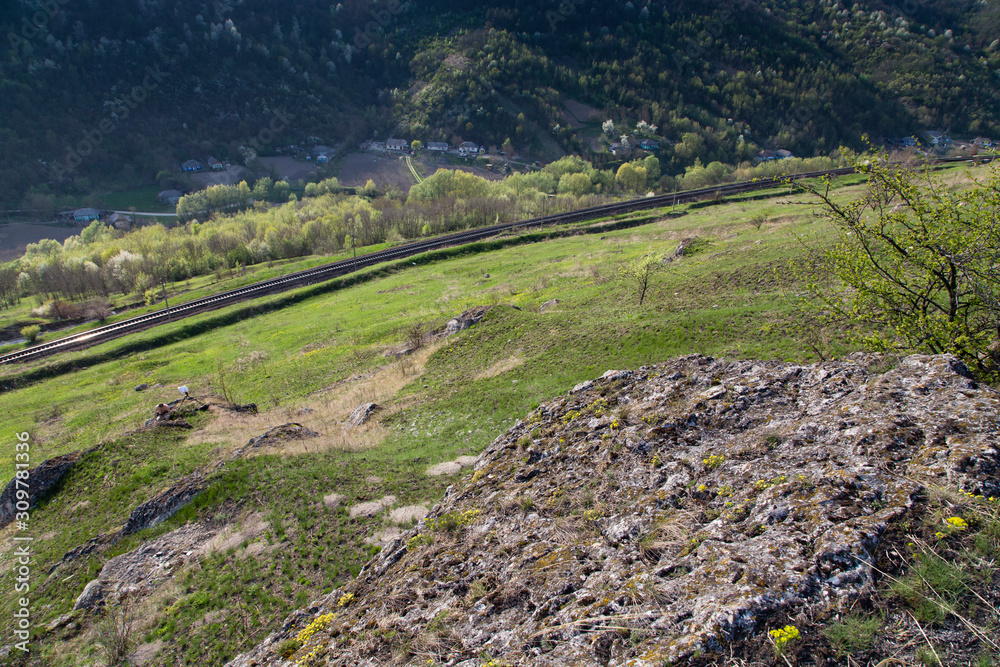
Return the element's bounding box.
[1,0,998,207]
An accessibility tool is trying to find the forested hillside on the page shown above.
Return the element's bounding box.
[2,0,997,205]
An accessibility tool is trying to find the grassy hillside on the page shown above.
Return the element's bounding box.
[0,167,986,665]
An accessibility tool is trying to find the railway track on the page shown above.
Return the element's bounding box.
[0,156,989,366]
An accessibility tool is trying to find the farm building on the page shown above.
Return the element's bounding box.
[108,213,132,230]
[313,145,335,163]
[158,190,183,204]
[73,208,101,222]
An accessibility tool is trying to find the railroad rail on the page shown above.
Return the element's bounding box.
[1,156,990,366]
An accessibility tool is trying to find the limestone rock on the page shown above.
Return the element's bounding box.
[123,472,207,535]
[443,306,491,337]
[246,423,319,448]
[347,403,379,427]
[100,524,214,597]
[0,450,89,529]
[226,354,999,667]
[45,613,75,634]
[73,579,103,611]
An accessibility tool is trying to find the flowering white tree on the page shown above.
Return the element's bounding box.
[602,119,615,136]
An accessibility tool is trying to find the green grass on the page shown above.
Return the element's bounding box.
[98,186,177,213]
[822,612,884,657]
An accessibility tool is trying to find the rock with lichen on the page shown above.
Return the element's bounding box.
[226,354,998,667]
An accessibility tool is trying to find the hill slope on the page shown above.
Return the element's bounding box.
[227,354,1000,666]
[2,0,998,204]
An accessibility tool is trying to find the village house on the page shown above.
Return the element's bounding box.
[386,138,408,152]
[775,149,794,160]
[207,157,224,171]
[181,159,203,172]
[458,141,482,156]
[427,142,449,152]
[158,189,183,205]
[639,139,659,151]
[74,208,101,222]
[313,145,334,163]
[755,149,777,161]
[924,131,949,146]
[108,213,132,231]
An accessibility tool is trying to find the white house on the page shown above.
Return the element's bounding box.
[428,142,449,152]
[386,138,409,152]
[459,141,482,156]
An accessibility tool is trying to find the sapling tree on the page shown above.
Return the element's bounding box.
[802,156,1000,377]
[618,253,666,306]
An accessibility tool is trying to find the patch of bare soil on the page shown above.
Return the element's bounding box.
[348,495,396,519]
[388,505,429,525]
[562,98,599,128]
[337,153,413,191]
[0,223,78,261]
[256,157,317,183]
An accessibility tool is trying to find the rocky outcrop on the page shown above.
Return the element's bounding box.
[347,403,380,427]
[442,305,492,337]
[227,354,999,667]
[0,449,91,529]
[123,472,208,535]
[72,524,215,612]
[244,422,320,449]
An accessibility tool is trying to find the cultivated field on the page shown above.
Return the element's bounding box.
[0,222,78,261]
[337,152,414,191]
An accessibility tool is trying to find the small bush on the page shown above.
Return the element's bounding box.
[20,325,41,344]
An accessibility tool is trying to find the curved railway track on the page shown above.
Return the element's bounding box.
[1,157,989,366]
